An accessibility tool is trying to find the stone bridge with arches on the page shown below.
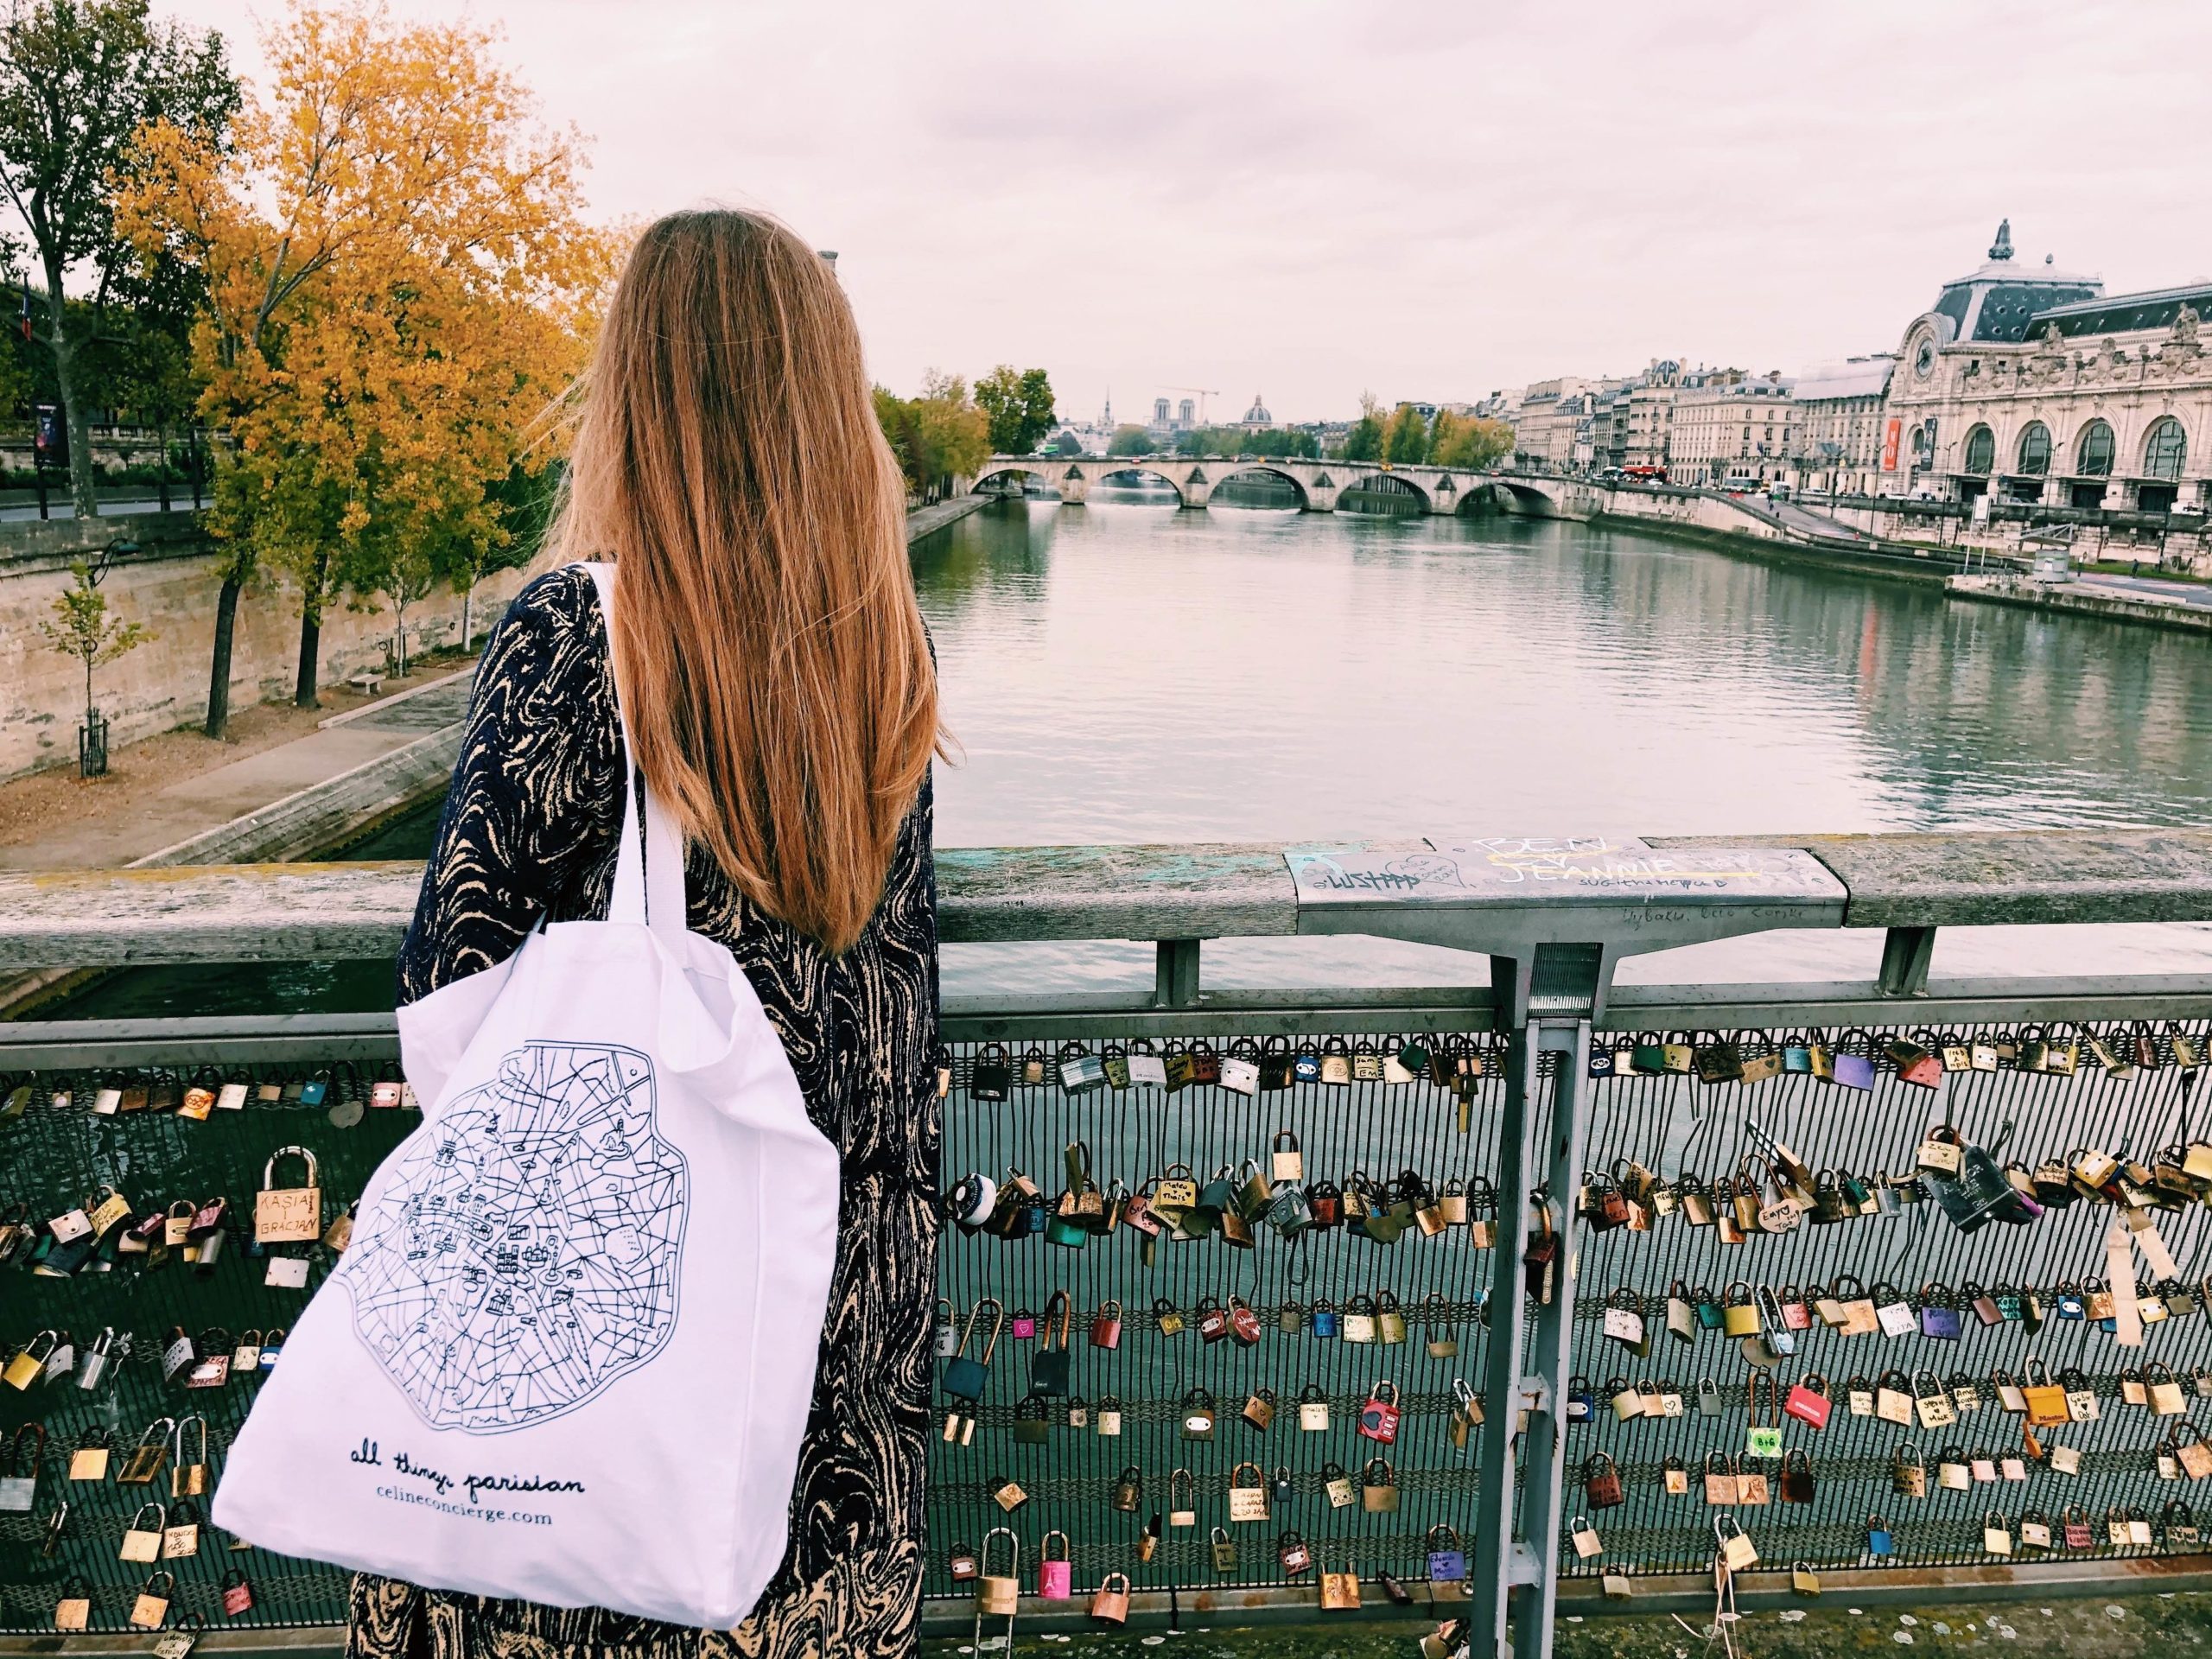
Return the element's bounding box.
[970,454,1597,518]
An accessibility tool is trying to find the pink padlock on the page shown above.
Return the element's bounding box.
[1037,1530,1072,1599]
[1010,1306,1037,1341]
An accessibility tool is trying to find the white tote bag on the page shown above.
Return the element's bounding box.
[215,563,842,1629]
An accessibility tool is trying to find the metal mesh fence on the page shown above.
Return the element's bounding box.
[3,1016,2211,1630]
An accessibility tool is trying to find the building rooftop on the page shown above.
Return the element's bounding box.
[2028,281,2212,340]
[1792,357,1896,401]
[1931,219,2101,342]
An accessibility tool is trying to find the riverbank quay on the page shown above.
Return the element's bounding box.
[0,511,537,783]
[908,491,991,539]
[6,831,2212,1650]
[1580,481,2212,630]
[1947,572,2212,636]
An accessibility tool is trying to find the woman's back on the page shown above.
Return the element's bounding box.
[349,211,946,1658]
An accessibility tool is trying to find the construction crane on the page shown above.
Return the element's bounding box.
[1162,386,1222,423]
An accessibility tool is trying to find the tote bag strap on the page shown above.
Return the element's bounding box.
[577,562,687,944]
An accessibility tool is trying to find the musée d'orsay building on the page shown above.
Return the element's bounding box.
[1885,220,2210,514]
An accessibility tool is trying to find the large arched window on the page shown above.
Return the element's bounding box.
[2144,416,2188,480]
[2016,422,2051,474]
[1962,424,1995,474]
[2076,419,2115,476]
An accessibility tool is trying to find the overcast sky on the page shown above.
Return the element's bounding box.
[166,0,2212,425]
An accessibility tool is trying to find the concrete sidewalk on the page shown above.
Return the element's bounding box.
[0,670,473,873]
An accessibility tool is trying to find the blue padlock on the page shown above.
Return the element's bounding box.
[2056,1281,2087,1320]
[1586,1046,1616,1079]
[1293,1046,1321,1084]
[1920,1285,1962,1340]
[1310,1300,1339,1340]
[1867,1516,1894,1558]
[1566,1375,1595,1424]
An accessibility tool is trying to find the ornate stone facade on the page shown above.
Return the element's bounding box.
[1883,223,2211,513]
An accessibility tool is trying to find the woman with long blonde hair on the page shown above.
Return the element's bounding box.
[353,209,943,1657]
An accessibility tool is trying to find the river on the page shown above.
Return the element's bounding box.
[49,488,2212,1017]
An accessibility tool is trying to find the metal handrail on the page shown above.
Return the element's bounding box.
[7,828,2212,960]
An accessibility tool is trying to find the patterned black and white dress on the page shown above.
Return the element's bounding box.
[351,565,942,1659]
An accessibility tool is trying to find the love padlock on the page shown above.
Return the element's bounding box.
[1358,1380,1401,1446]
[1036,1530,1072,1599]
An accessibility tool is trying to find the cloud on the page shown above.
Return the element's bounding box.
[160,0,2212,420]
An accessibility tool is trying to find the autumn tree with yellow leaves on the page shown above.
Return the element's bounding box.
[122,3,614,724]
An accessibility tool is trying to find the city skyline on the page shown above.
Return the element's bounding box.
[164,0,2212,423]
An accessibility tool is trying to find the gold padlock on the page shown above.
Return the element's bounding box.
[118,1419,174,1485]
[1720,1282,1761,1338]
[54,1580,92,1632]
[255,1147,322,1243]
[120,1503,167,1563]
[1090,1572,1130,1624]
[172,1418,210,1498]
[128,1572,175,1630]
[3,1331,54,1391]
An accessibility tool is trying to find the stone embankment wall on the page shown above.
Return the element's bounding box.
[0,512,536,782]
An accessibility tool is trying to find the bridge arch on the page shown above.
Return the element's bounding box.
[1493,479,1564,516]
[1091,462,1190,505]
[973,461,1056,496]
[1210,464,1311,508]
[1338,471,1433,513]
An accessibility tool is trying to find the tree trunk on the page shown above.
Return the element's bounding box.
[205,570,242,739]
[295,606,322,707]
[41,256,100,520]
[295,550,328,708]
[156,420,172,512]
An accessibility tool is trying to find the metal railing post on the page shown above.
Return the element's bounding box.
[1469,1020,1541,1659]
[1511,1016,1594,1659]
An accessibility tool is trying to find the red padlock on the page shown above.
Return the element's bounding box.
[1278,1530,1313,1574]
[1197,1296,1230,1344]
[1306,1179,1343,1229]
[1887,1035,1943,1090]
[1784,1373,1833,1430]
[1229,1296,1263,1348]
[1090,1299,1123,1350]
[221,1570,254,1618]
[1358,1380,1402,1446]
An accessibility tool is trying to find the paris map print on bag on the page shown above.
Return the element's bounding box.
[340,1042,689,1433]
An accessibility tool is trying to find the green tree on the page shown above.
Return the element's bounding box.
[1174,423,1319,459]
[1106,423,1154,457]
[1432,413,1514,470]
[1338,390,1383,461]
[1383,403,1430,465]
[39,555,149,760]
[975,363,1057,455]
[874,372,988,493]
[1046,428,1084,456]
[0,0,236,518]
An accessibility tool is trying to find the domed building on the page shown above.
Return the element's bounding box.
[1241,393,1272,429]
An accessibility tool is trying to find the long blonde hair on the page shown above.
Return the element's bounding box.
[556,209,938,955]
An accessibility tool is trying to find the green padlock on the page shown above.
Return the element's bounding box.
[1012,1395,1050,1445]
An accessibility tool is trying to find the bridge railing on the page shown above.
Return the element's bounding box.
[4,829,2212,1650]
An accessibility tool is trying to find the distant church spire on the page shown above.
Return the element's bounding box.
[1989,219,2013,262]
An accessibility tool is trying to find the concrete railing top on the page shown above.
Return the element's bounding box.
[3,828,2212,969]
